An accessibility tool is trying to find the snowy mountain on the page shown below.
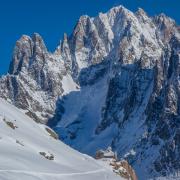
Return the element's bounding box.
[0,98,121,180]
[0,5,180,179]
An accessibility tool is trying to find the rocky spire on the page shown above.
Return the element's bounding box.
[153,13,177,42]
[9,35,33,74]
[71,15,90,52]
[8,33,48,75]
[32,33,47,55]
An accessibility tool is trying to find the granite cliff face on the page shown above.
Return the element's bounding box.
[0,6,179,179]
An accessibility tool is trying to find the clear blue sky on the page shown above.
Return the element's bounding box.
[0,0,179,75]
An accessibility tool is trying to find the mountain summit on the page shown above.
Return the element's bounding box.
[0,5,179,179]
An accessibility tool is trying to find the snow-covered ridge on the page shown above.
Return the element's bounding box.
[0,98,121,180]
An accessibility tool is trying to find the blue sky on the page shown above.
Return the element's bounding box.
[0,0,179,75]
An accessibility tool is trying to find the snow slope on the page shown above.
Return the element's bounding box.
[0,98,121,180]
[55,74,110,154]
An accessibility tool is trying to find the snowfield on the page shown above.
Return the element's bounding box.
[0,98,121,180]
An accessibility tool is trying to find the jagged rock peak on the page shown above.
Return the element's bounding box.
[63,33,68,41]
[153,13,178,42]
[54,41,61,55]
[15,34,32,50]
[9,34,33,74]
[9,33,48,74]
[136,8,147,16]
[19,34,32,42]
[106,5,134,20]
[73,5,132,32]
[153,13,177,30]
[32,32,47,52]
[15,33,47,53]
[155,13,175,23]
[107,5,129,14]
[135,7,149,20]
[54,33,69,55]
[72,15,91,37]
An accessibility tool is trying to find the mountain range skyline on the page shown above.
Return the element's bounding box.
[0,0,179,75]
